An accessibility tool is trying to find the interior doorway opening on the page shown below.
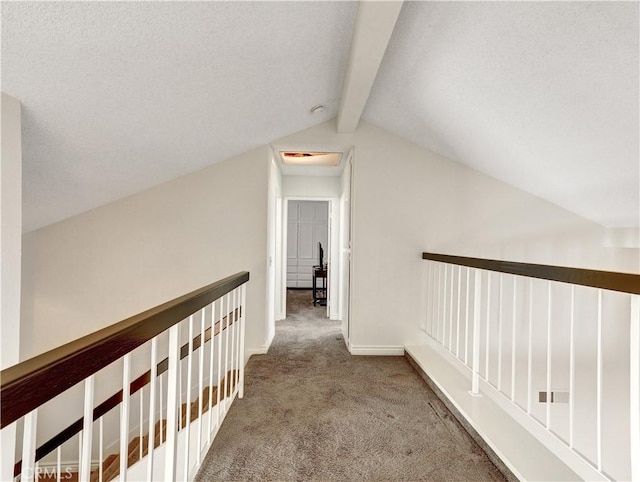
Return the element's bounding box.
[286,200,330,314]
[266,147,353,349]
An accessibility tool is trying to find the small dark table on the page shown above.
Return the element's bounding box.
[312,266,327,306]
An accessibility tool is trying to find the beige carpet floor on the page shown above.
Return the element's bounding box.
[195,290,507,481]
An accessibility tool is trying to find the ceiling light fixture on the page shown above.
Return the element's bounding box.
[280,151,341,166]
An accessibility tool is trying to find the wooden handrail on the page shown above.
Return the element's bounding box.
[13,308,240,476]
[422,252,640,295]
[0,271,249,429]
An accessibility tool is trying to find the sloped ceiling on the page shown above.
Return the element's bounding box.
[2,1,357,232]
[365,1,639,228]
[3,1,638,232]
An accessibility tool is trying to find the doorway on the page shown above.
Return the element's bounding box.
[266,147,353,348]
[286,200,330,315]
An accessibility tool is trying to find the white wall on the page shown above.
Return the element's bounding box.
[1,92,22,369]
[20,146,269,459]
[281,175,341,198]
[266,153,282,342]
[338,152,353,340]
[18,117,637,472]
[1,92,22,482]
[21,147,269,361]
[274,120,639,352]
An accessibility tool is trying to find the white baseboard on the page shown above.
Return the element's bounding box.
[348,344,405,356]
[244,329,275,363]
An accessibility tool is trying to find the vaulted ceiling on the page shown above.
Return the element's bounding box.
[2,1,638,232]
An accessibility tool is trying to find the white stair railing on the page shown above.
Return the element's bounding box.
[421,253,639,481]
[1,272,249,482]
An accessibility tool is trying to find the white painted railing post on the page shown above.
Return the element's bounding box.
[80,375,95,481]
[239,284,247,399]
[197,308,206,464]
[20,409,38,482]
[630,294,639,482]
[208,301,216,439]
[164,324,180,481]
[0,422,17,482]
[119,354,131,482]
[147,337,157,481]
[596,289,603,472]
[183,315,194,481]
[470,269,482,396]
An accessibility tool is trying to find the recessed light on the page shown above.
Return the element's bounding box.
[310,104,325,114]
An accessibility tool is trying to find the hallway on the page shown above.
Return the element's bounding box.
[195,291,507,481]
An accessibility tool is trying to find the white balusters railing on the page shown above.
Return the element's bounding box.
[421,254,639,481]
[1,272,249,482]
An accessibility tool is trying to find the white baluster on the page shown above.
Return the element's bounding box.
[471,270,481,396]
[435,263,441,341]
[230,290,237,399]
[569,285,575,450]
[78,431,81,476]
[184,315,194,481]
[80,375,95,481]
[465,267,470,365]
[178,351,182,431]
[630,294,639,482]
[216,297,223,422]
[485,273,492,382]
[425,262,431,334]
[437,263,447,345]
[159,371,164,444]
[223,293,230,409]
[497,274,504,391]
[208,301,216,439]
[443,265,449,347]
[99,418,103,482]
[164,324,180,481]
[120,354,131,482]
[197,308,206,463]
[147,337,157,481]
[236,289,242,391]
[596,289,603,472]
[0,421,17,482]
[57,446,62,482]
[545,281,552,430]
[21,409,38,482]
[527,279,534,414]
[511,276,517,401]
[430,262,436,336]
[449,265,454,351]
[239,284,247,399]
[456,265,462,358]
[139,387,143,460]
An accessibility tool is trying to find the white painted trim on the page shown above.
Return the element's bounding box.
[337,1,404,132]
[406,344,525,482]
[245,345,269,363]
[348,344,404,356]
[415,339,606,482]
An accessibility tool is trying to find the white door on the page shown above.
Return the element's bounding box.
[287,201,328,288]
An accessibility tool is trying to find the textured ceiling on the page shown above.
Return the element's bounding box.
[2,1,357,232]
[365,1,639,228]
[3,1,638,232]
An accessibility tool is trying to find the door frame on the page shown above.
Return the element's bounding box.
[281,197,338,320]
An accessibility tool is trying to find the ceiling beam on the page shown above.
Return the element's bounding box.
[337,1,404,133]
